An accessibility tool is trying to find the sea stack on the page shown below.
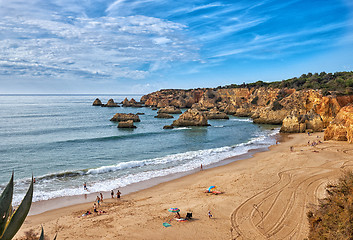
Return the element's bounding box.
[102,99,120,107]
[172,108,210,127]
[92,98,102,106]
[118,120,137,128]
[110,113,141,122]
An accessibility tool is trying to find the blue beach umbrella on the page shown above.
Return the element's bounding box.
[208,186,216,192]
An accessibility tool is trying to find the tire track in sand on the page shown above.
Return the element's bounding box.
[230,160,345,240]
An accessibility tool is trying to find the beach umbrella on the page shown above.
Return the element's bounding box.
[168,208,180,213]
[208,186,216,192]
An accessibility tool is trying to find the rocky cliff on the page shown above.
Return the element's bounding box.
[141,88,353,139]
[324,104,353,143]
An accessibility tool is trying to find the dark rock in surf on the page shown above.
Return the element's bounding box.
[102,98,120,107]
[118,120,136,128]
[110,113,141,122]
[92,98,103,106]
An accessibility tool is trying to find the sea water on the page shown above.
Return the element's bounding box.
[0,95,279,205]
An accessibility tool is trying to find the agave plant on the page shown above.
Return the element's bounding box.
[0,172,33,240]
[39,226,57,240]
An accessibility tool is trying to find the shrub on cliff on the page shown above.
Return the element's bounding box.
[307,171,353,239]
[225,71,353,95]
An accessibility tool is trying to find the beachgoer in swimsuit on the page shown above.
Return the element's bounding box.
[93,203,98,213]
[111,190,114,198]
[84,182,87,190]
[117,190,121,199]
[100,192,103,203]
[208,211,212,218]
[96,196,100,206]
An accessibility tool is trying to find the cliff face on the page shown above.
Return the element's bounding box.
[141,88,353,139]
[324,104,353,143]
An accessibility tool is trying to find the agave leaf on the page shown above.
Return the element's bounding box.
[38,226,44,240]
[0,172,14,237]
[1,177,33,240]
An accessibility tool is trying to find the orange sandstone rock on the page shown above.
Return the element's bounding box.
[324,104,353,143]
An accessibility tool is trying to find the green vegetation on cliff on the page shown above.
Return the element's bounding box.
[223,71,353,95]
[307,171,353,239]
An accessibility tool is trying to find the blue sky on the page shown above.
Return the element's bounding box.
[0,0,352,94]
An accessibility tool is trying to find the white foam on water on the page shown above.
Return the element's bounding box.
[173,127,191,130]
[12,128,280,204]
[230,118,253,122]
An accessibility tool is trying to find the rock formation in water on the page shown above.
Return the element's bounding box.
[122,98,143,107]
[205,108,229,120]
[155,113,174,119]
[324,104,353,143]
[157,106,182,114]
[118,120,137,128]
[172,109,209,127]
[102,99,120,107]
[92,98,102,106]
[110,113,140,122]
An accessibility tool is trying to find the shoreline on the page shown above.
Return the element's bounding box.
[28,132,281,216]
[17,131,352,239]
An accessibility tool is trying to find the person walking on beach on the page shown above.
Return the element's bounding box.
[96,196,101,206]
[117,190,121,199]
[93,203,98,214]
[111,190,114,198]
[100,192,104,203]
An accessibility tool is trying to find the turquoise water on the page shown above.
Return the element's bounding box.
[0,95,278,204]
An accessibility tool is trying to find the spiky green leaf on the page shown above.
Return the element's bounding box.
[0,172,14,237]
[38,226,44,240]
[1,177,33,240]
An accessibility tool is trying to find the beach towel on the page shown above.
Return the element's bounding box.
[163,222,172,227]
[175,218,188,222]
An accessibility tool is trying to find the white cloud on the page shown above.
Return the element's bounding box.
[0,3,199,82]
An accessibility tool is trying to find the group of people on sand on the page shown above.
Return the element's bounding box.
[110,189,121,199]
[308,140,322,147]
[82,182,122,216]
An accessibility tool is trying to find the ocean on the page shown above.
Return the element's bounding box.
[0,94,279,205]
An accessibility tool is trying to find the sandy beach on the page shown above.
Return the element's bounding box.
[15,132,353,240]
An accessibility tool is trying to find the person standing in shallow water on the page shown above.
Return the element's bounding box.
[84,182,87,190]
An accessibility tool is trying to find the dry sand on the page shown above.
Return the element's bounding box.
[15,132,353,240]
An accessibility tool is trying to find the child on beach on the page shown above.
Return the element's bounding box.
[208,211,212,218]
[93,203,98,213]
